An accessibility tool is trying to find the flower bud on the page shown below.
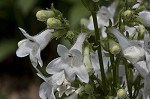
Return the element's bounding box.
[36,10,55,21]
[109,40,121,55]
[66,31,74,40]
[123,10,134,18]
[137,26,145,39]
[117,89,126,99]
[83,42,92,73]
[47,18,62,29]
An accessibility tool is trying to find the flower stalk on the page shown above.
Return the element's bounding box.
[91,11,107,93]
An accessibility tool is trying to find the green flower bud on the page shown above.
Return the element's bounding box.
[36,10,55,21]
[109,40,121,55]
[66,31,74,40]
[123,10,134,18]
[83,42,92,73]
[117,89,126,99]
[137,26,145,39]
[47,18,62,29]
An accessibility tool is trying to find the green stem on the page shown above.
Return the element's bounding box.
[91,12,107,92]
[110,53,116,87]
[125,59,132,98]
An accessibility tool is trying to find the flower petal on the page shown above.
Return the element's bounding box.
[34,29,54,49]
[46,58,64,74]
[74,64,89,83]
[108,1,118,17]
[39,82,56,99]
[64,67,75,82]
[137,11,150,27]
[18,27,34,41]
[143,74,150,99]
[57,44,69,57]
[16,40,31,57]
[134,61,149,77]
[70,49,83,67]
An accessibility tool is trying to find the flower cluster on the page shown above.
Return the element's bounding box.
[16,0,150,99]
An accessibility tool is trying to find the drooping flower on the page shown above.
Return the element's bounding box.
[46,33,89,83]
[109,27,144,64]
[16,28,54,67]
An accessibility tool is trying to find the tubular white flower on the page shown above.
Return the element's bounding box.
[109,27,144,64]
[16,28,54,67]
[137,11,150,27]
[46,33,89,83]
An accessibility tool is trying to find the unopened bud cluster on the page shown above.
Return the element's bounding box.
[36,4,69,30]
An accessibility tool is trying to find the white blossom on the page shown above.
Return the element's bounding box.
[46,33,89,83]
[110,27,144,64]
[137,11,150,27]
[16,28,54,67]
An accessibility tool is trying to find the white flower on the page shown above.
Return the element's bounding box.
[137,11,150,27]
[81,1,117,38]
[90,50,109,79]
[16,28,54,67]
[110,27,144,64]
[36,67,74,99]
[87,1,117,30]
[37,71,65,99]
[46,33,89,83]
[57,79,75,97]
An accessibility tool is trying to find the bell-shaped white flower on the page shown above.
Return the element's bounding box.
[109,27,144,64]
[46,33,89,83]
[16,28,54,67]
[137,11,150,27]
